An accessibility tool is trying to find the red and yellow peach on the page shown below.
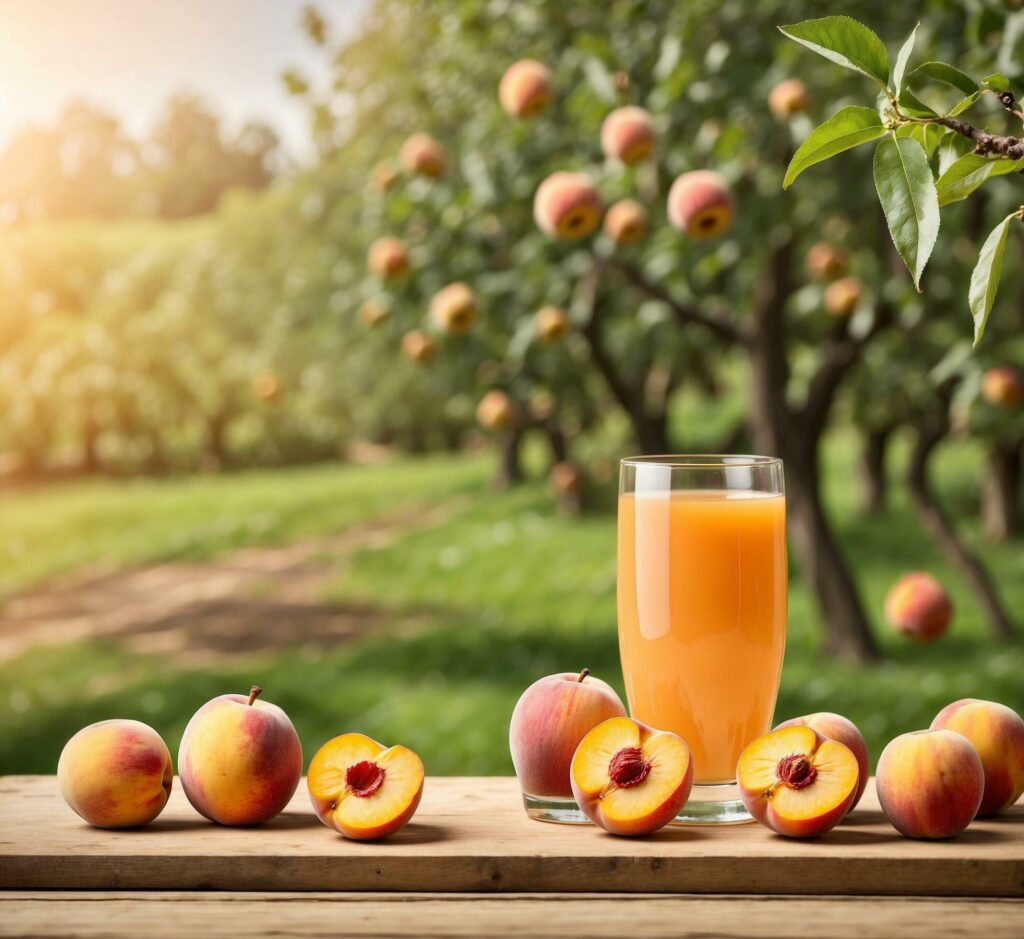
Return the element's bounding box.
[806,242,848,281]
[178,685,303,826]
[876,729,984,838]
[499,59,553,119]
[885,572,952,642]
[981,366,1023,408]
[775,712,869,810]
[58,719,173,829]
[430,282,479,335]
[769,79,811,119]
[930,699,1024,816]
[401,330,436,365]
[359,299,390,328]
[603,198,648,246]
[667,171,735,240]
[824,276,864,317]
[600,106,655,165]
[399,132,446,178]
[367,237,410,280]
[476,390,516,431]
[535,305,570,344]
[533,172,602,240]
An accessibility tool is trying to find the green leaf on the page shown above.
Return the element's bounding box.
[935,153,1024,207]
[896,122,946,157]
[778,16,890,87]
[893,24,919,95]
[873,135,940,290]
[950,90,984,116]
[783,106,887,189]
[981,73,1010,92]
[914,62,978,96]
[897,87,938,118]
[969,213,1016,347]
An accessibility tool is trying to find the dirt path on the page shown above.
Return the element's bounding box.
[0,501,460,665]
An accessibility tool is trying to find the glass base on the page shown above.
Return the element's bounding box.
[522,793,589,824]
[673,782,753,825]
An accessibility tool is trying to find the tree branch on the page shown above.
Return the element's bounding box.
[920,115,1024,160]
[607,257,749,345]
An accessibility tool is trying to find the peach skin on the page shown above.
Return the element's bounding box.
[476,390,516,431]
[359,299,390,328]
[58,719,173,829]
[399,132,446,177]
[178,685,303,826]
[769,79,811,118]
[805,242,847,281]
[367,237,410,280]
[930,699,1024,816]
[775,712,869,810]
[308,733,424,840]
[533,172,602,240]
[430,282,479,334]
[876,729,984,838]
[667,171,734,240]
[535,305,570,343]
[570,716,693,836]
[499,59,552,119]
[885,572,952,642]
[981,366,1023,408]
[603,198,648,246]
[401,330,436,364]
[510,668,626,800]
[824,276,863,317]
[737,725,859,838]
[600,106,655,165]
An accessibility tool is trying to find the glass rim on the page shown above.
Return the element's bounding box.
[620,454,783,469]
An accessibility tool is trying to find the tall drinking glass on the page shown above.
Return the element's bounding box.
[617,456,787,824]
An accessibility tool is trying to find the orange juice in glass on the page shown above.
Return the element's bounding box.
[617,455,787,824]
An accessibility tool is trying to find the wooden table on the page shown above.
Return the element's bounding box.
[2,775,1022,937]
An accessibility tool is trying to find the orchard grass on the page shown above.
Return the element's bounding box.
[1,432,1021,775]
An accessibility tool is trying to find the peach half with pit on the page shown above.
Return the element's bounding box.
[308,733,424,840]
[737,725,859,838]
[775,712,869,810]
[570,716,693,836]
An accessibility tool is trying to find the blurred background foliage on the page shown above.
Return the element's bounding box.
[0,0,1021,773]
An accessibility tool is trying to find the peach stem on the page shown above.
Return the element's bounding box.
[577,668,590,683]
[608,746,651,788]
[247,685,262,706]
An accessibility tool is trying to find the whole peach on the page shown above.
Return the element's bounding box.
[550,461,584,496]
[402,330,436,365]
[775,712,869,810]
[367,237,410,280]
[667,170,735,240]
[359,299,390,328]
[430,282,478,334]
[476,390,516,431]
[600,106,655,165]
[509,668,626,799]
[769,79,811,119]
[533,172,602,241]
[603,198,648,246]
[535,305,570,343]
[371,160,399,193]
[58,719,173,828]
[931,699,1024,816]
[399,132,446,177]
[981,366,1023,408]
[178,685,303,826]
[885,572,952,642]
[876,729,984,839]
[824,276,863,317]
[499,59,552,119]
[806,242,847,281]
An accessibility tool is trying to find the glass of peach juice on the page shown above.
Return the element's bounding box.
[618,455,787,824]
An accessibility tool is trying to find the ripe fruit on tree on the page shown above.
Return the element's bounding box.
[769,78,811,119]
[550,461,583,496]
[600,106,655,165]
[667,170,735,240]
[775,712,869,810]
[824,276,863,317]
[399,132,446,178]
[178,685,303,826]
[499,59,552,118]
[885,572,952,642]
[533,171,602,240]
[359,299,390,328]
[535,305,570,343]
[876,729,984,839]
[981,366,1023,408]
[371,160,399,192]
[930,699,1024,816]
[58,720,173,829]
[367,236,410,280]
[308,732,424,840]
[401,330,436,364]
[737,724,859,838]
[570,715,693,836]
[603,198,648,246]
[805,242,848,281]
[430,282,479,334]
[476,390,516,431]
[509,669,626,800]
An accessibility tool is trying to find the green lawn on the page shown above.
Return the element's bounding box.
[1,434,1021,777]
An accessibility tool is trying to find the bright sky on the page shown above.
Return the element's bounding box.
[0,0,371,161]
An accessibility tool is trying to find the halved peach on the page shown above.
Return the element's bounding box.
[737,725,859,838]
[308,733,424,841]
[570,716,693,836]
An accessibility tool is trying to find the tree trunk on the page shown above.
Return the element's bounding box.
[206,414,229,469]
[859,425,892,515]
[542,420,568,465]
[907,419,1017,640]
[748,236,878,662]
[495,426,524,489]
[982,442,1021,542]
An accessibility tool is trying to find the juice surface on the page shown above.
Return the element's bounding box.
[617,489,787,784]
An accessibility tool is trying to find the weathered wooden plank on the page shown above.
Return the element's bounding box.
[1,776,1022,896]
[1,892,1023,938]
